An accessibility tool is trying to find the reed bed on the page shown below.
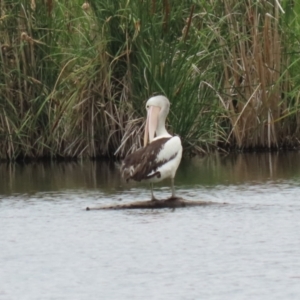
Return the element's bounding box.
[216,0,300,149]
[0,0,300,160]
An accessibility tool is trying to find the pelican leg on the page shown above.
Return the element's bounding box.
[171,177,176,199]
[150,183,158,201]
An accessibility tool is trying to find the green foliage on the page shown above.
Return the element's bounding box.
[90,0,225,154]
[1,0,300,160]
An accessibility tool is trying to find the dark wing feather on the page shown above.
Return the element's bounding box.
[121,137,172,182]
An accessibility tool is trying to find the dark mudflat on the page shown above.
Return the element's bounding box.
[86,197,227,210]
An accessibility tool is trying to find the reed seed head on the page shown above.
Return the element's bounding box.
[21,32,28,40]
[82,2,90,11]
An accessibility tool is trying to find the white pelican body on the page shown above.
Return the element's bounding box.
[121,95,182,200]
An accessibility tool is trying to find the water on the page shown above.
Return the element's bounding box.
[1,153,300,300]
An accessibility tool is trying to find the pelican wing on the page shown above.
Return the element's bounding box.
[121,137,180,182]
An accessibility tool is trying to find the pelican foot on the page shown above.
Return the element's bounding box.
[167,196,179,201]
[151,197,159,201]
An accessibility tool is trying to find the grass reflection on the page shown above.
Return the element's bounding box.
[0,161,121,195]
[178,152,300,186]
[1,152,300,195]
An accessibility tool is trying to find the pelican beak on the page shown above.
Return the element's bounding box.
[144,106,161,147]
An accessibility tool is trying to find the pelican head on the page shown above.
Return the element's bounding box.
[144,95,171,147]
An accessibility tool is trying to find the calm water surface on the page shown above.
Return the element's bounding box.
[1,153,300,300]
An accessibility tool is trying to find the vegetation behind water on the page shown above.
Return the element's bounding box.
[1,0,300,160]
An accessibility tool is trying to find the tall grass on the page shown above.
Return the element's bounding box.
[93,0,225,155]
[214,0,300,149]
[1,0,300,161]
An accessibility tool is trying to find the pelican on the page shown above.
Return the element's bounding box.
[121,95,182,200]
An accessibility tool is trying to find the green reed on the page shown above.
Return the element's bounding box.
[0,0,300,160]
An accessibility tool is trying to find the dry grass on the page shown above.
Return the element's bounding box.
[211,0,300,149]
[213,1,282,148]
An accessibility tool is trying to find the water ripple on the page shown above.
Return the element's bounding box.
[1,155,300,299]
